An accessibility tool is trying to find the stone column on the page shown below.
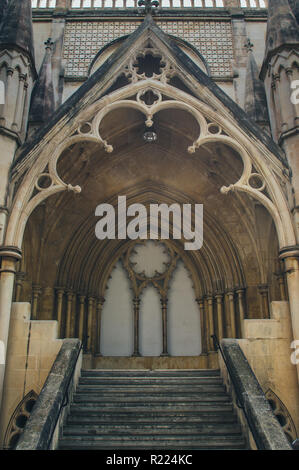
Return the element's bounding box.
[65,290,74,338]
[2,67,13,125]
[236,288,246,337]
[86,296,95,353]
[0,247,22,412]
[258,284,270,319]
[12,73,26,132]
[132,297,140,356]
[196,297,207,353]
[227,291,236,338]
[280,247,299,381]
[95,297,105,356]
[215,293,224,341]
[55,287,64,337]
[206,295,214,351]
[78,295,85,345]
[160,297,168,356]
[31,285,41,320]
[15,271,25,302]
[277,275,287,301]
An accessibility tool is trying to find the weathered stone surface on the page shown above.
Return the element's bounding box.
[244,50,269,126]
[15,339,81,450]
[221,339,292,450]
[0,0,35,66]
[263,0,299,64]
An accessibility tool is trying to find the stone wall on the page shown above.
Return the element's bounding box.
[0,302,62,449]
[238,301,299,441]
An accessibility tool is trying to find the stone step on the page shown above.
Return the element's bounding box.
[63,423,242,436]
[59,435,246,450]
[81,369,220,378]
[67,412,237,425]
[59,368,247,451]
[76,384,225,394]
[70,403,234,412]
[73,394,230,404]
[79,377,223,386]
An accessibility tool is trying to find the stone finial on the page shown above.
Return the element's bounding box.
[138,0,160,15]
[44,38,54,50]
[244,40,270,129]
[28,38,55,132]
[244,38,253,53]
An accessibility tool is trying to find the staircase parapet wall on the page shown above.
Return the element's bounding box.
[219,338,292,450]
[15,338,82,450]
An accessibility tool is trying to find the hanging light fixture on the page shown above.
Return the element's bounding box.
[143,126,157,143]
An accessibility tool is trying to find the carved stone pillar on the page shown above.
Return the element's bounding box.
[0,246,22,412]
[196,297,207,354]
[160,297,168,356]
[132,297,140,356]
[31,285,41,320]
[55,287,64,337]
[277,275,287,301]
[15,271,25,302]
[78,295,86,345]
[258,284,270,319]
[206,295,214,351]
[280,247,299,381]
[227,291,236,338]
[1,67,13,125]
[86,296,95,353]
[215,293,224,340]
[236,288,245,337]
[65,290,74,338]
[95,296,105,356]
[12,73,26,131]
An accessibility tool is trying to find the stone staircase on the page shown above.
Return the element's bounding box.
[58,369,247,450]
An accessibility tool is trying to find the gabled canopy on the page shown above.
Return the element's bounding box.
[14,14,286,175]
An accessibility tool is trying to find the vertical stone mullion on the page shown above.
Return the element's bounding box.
[215,293,224,340]
[95,296,105,356]
[133,297,140,356]
[78,295,86,345]
[160,297,168,356]
[87,296,95,353]
[196,297,207,354]
[206,295,214,351]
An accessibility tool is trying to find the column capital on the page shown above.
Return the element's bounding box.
[235,287,245,295]
[96,296,105,308]
[279,245,299,260]
[32,284,42,295]
[195,297,204,306]
[215,292,223,301]
[0,246,22,261]
[225,290,235,298]
[55,286,65,295]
